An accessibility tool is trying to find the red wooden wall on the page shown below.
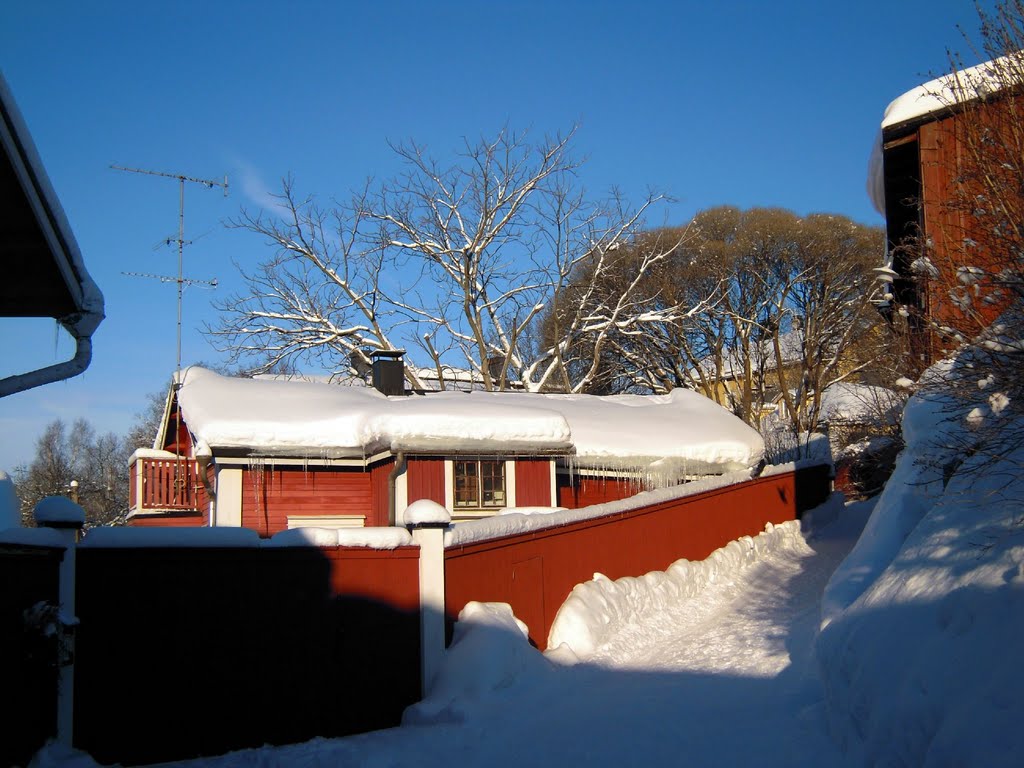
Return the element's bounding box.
[515,458,552,506]
[370,458,394,525]
[240,466,375,536]
[74,544,421,765]
[407,457,445,504]
[557,474,636,508]
[130,512,207,527]
[445,464,831,648]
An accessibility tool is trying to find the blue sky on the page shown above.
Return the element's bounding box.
[0,1,992,470]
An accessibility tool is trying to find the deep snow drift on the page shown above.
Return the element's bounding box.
[817,348,1024,766]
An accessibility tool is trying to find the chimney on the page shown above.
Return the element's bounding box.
[371,349,407,396]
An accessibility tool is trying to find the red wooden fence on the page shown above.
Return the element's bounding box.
[445,464,831,648]
[4,462,831,764]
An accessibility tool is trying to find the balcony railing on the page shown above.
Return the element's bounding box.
[129,451,208,514]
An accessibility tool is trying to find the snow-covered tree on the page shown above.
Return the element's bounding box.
[208,128,686,392]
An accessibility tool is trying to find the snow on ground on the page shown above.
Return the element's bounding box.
[31,342,1024,767]
[37,496,867,768]
[817,347,1024,766]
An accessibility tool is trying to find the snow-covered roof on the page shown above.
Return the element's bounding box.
[868,53,1022,217]
[881,53,1021,131]
[175,367,764,475]
[695,329,806,381]
[818,382,902,426]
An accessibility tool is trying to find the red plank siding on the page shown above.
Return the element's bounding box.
[447,465,830,648]
[407,457,445,505]
[557,474,636,508]
[241,466,373,537]
[369,458,395,527]
[515,458,553,506]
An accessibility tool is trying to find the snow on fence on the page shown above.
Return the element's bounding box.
[444,462,831,648]
[0,462,830,765]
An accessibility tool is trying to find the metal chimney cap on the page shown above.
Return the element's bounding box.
[369,349,406,360]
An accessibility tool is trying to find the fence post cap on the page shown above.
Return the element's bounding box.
[403,499,451,528]
[33,496,86,529]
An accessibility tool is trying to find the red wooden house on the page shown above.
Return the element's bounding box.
[871,54,1023,364]
[129,365,765,537]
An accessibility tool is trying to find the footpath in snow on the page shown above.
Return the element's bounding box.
[42,497,868,768]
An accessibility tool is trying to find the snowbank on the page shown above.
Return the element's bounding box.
[80,526,262,548]
[818,346,1024,765]
[403,601,555,726]
[33,496,85,527]
[546,498,842,658]
[818,382,902,426]
[267,527,413,549]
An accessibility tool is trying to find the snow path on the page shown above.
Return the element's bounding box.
[147,505,871,768]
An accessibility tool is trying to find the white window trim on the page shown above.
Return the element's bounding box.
[444,458,515,512]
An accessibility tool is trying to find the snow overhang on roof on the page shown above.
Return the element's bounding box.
[0,72,104,396]
[174,367,765,478]
[881,53,1021,134]
[867,52,1024,218]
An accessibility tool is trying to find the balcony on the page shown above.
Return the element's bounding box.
[129,449,208,516]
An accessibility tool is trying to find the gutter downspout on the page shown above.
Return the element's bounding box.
[0,333,91,398]
[387,451,407,526]
[196,454,216,500]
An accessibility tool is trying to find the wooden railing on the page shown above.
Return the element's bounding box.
[130,456,207,513]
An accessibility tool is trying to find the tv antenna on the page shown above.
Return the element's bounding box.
[113,165,228,380]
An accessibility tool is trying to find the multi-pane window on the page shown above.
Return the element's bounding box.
[453,459,506,508]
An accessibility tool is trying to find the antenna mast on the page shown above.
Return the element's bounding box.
[113,165,228,380]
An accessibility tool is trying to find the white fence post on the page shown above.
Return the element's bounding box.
[34,496,85,748]
[404,500,451,698]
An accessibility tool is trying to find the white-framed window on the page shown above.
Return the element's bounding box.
[453,459,506,509]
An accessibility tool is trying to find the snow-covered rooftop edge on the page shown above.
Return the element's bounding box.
[869,52,1024,216]
[882,51,1023,131]
[175,367,764,477]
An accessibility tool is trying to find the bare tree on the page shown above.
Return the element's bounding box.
[209,178,424,387]
[575,208,885,428]
[13,419,130,527]
[209,127,686,392]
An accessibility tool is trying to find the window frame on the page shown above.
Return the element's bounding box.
[452,458,507,510]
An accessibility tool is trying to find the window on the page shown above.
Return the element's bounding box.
[453,459,506,508]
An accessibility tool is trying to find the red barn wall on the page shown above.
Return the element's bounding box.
[241,466,373,537]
